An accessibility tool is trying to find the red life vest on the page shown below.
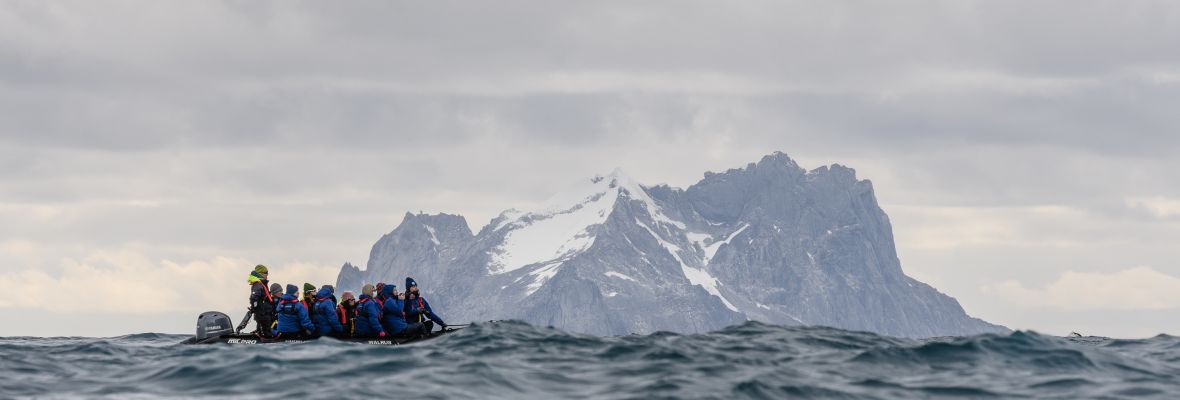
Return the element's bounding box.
[358,298,382,320]
[253,281,273,303]
[409,296,427,322]
[277,298,302,316]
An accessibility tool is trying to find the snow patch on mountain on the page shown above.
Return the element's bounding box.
[492,209,524,231]
[703,223,750,264]
[683,265,739,312]
[525,262,562,296]
[613,171,687,230]
[685,232,711,248]
[605,271,638,282]
[424,225,440,246]
[489,169,687,276]
[489,177,620,274]
[637,219,739,312]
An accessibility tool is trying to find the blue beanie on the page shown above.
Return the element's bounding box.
[285,284,299,296]
[405,277,417,289]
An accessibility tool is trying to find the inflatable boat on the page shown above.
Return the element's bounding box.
[180,311,461,345]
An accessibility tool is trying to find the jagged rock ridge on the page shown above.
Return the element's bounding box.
[337,152,1007,337]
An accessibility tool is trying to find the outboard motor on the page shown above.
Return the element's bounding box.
[194,311,234,342]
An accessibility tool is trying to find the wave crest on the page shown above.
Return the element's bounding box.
[2,321,1178,398]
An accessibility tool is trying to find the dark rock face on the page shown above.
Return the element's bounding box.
[338,152,1007,337]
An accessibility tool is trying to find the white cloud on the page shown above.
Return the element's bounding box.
[983,266,1180,311]
[0,239,38,256]
[0,248,338,314]
[1126,196,1180,218]
[249,70,794,96]
[889,205,1089,250]
[0,203,64,221]
[883,68,1100,98]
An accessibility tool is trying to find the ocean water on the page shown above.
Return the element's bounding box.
[2,321,1178,399]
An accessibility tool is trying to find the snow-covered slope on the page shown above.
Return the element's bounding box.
[488,172,622,275]
[338,152,1007,337]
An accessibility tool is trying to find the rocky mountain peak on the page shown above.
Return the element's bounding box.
[754,151,806,175]
[397,212,472,235]
[338,152,1007,338]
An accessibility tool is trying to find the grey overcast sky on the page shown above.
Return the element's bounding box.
[1,1,1179,337]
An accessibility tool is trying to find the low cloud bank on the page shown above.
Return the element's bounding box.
[0,248,338,316]
[985,266,1180,311]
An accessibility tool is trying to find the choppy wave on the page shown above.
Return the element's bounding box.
[2,321,1179,399]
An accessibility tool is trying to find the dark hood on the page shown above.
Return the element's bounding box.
[316,287,333,300]
[380,284,397,299]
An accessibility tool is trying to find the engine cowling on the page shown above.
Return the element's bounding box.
[194,311,233,342]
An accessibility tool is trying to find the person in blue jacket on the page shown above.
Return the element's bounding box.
[379,284,428,337]
[275,284,316,338]
[379,284,407,334]
[353,284,387,338]
[312,287,344,337]
[403,277,446,333]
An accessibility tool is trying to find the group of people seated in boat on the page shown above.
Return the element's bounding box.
[246,265,447,339]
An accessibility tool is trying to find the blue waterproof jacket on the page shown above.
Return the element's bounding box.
[404,294,445,326]
[312,288,344,336]
[353,294,384,337]
[380,286,409,334]
[275,284,315,334]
